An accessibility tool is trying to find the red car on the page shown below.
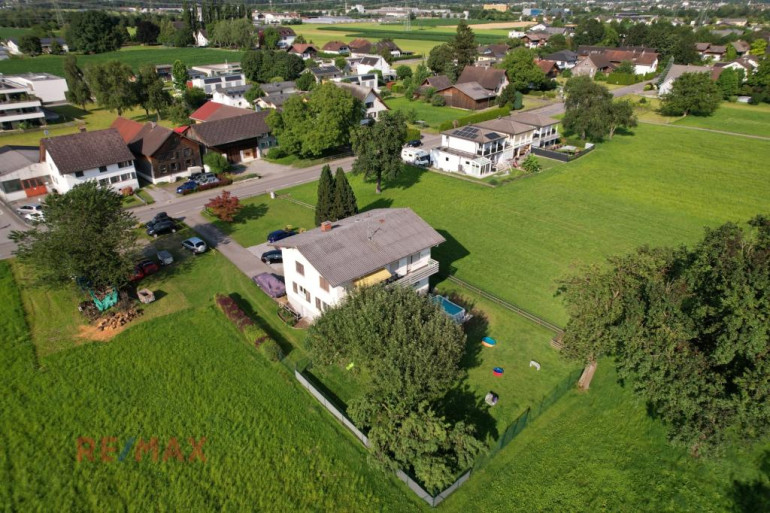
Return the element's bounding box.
[130,260,160,282]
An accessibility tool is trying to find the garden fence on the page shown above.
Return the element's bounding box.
[396,468,472,508]
[532,146,595,163]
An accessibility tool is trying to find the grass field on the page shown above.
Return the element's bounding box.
[674,102,770,137]
[385,96,469,128]
[0,45,241,76]
[0,26,33,41]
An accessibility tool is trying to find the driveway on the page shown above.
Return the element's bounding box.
[527,80,654,117]
[247,242,284,276]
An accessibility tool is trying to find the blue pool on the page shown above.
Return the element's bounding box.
[432,295,466,322]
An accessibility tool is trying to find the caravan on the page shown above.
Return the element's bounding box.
[401,148,431,167]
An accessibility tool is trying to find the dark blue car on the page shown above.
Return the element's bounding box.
[267,229,297,243]
[176,181,198,194]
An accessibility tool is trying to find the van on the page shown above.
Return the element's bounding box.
[401,148,431,167]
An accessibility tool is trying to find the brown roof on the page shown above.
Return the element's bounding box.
[695,42,711,51]
[111,117,144,143]
[478,44,509,58]
[422,75,452,92]
[536,59,558,74]
[524,31,550,42]
[129,123,174,157]
[475,117,535,135]
[587,54,613,70]
[42,128,135,175]
[190,101,254,122]
[452,82,497,101]
[323,41,349,51]
[732,40,751,53]
[456,66,507,91]
[349,38,372,50]
[508,112,559,128]
[705,45,727,54]
[290,44,318,54]
[187,111,271,147]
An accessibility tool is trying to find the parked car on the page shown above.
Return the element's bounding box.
[261,250,283,264]
[147,212,170,227]
[176,181,198,194]
[189,171,204,182]
[146,219,177,237]
[130,260,160,282]
[157,250,174,266]
[405,139,422,148]
[182,237,207,254]
[16,204,44,220]
[194,172,217,184]
[267,229,297,243]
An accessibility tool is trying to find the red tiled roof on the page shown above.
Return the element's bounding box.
[190,101,225,122]
[323,41,349,51]
[190,101,253,122]
[174,125,189,134]
[110,117,144,143]
[536,59,558,74]
[290,44,318,54]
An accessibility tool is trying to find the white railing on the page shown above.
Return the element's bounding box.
[392,259,439,287]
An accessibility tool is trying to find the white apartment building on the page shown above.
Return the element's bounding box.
[212,85,253,109]
[191,73,247,95]
[0,77,45,130]
[273,208,445,321]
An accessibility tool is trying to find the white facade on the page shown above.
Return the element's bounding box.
[634,59,658,75]
[281,246,435,321]
[350,55,394,79]
[45,150,139,194]
[8,73,68,103]
[212,88,252,109]
[362,90,388,120]
[0,78,45,129]
[0,162,49,202]
[508,29,526,39]
[194,30,209,47]
[191,74,246,95]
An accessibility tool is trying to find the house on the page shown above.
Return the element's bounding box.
[288,44,318,59]
[521,32,551,49]
[420,75,452,93]
[536,59,559,78]
[657,64,713,96]
[307,65,344,83]
[253,12,301,26]
[508,29,526,39]
[212,84,254,109]
[373,40,402,57]
[476,44,509,64]
[6,37,68,55]
[0,145,51,202]
[41,129,139,194]
[349,55,394,80]
[577,46,659,75]
[0,76,46,130]
[456,66,509,94]
[272,208,445,321]
[544,50,578,69]
[348,38,373,54]
[190,73,246,95]
[261,81,296,96]
[1,72,68,105]
[334,82,389,121]
[572,54,614,78]
[191,62,242,77]
[186,111,276,163]
[155,64,173,81]
[322,41,350,54]
[333,73,379,92]
[431,125,509,177]
[111,117,202,184]
[194,29,209,47]
[256,93,295,111]
[256,26,297,49]
[716,18,748,27]
[731,40,751,56]
[475,116,536,164]
[508,112,560,148]
[190,101,255,123]
[438,83,497,110]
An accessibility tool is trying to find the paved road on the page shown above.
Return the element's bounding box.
[526,81,654,117]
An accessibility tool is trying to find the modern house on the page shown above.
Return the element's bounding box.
[272,208,445,321]
[212,84,254,109]
[2,73,68,103]
[0,76,45,130]
[544,50,578,69]
[111,117,202,184]
[191,62,243,77]
[334,82,389,121]
[190,101,255,123]
[262,81,297,96]
[509,112,560,148]
[348,55,394,79]
[657,64,714,96]
[322,41,350,54]
[190,73,247,95]
[6,37,68,55]
[41,129,139,194]
[307,65,344,83]
[430,125,509,178]
[288,44,318,59]
[0,145,51,202]
[186,111,276,163]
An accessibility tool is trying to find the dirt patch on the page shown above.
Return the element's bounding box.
[469,21,534,30]
[77,323,128,342]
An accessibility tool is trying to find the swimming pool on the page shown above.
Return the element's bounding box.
[432,295,466,322]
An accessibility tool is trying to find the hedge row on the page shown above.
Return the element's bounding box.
[437,106,512,132]
[214,293,284,362]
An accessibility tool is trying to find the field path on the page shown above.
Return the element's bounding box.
[638,121,770,141]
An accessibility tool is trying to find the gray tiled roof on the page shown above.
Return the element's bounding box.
[0,145,38,175]
[187,111,270,147]
[272,208,445,287]
[453,81,497,100]
[42,129,135,174]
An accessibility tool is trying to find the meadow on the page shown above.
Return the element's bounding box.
[673,101,770,137]
[385,96,469,128]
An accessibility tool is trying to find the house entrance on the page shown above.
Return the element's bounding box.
[22,177,47,197]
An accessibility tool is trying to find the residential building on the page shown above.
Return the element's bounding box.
[190,101,255,123]
[186,110,276,163]
[322,41,350,54]
[6,37,68,55]
[212,85,254,109]
[155,64,173,81]
[508,29,526,39]
[420,75,452,94]
[190,73,247,95]
[544,50,578,69]
[194,29,209,47]
[191,62,242,77]
[431,125,509,177]
[272,208,445,321]
[1,73,68,104]
[508,112,560,148]
[348,55,394,80]
[373,40,403,57]
[0,76,45,130]
[288,44,318,59]
[576,46,659,74]
[334,82,389,121]
[456,66,509,95]
[477,44,509,65]
[333,73,379,92]
[256,93,295,111]
[348,38,373,54]
[261,81,297,96]
[111,117,202,184]
[255,26,297,49]
[437,83,497,110]
[0,145,50,202]
[572,54,614,78]
[253,12,301,26]
[307,65,344,83]
[696,42,727,62]
[521,32,551,49]
[475,116,535,164]
[731,40,751,56]
[41,129,139,194]
[658,64,713,96]
[536,59,559,78]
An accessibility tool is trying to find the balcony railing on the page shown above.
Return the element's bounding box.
[390,259,440,288]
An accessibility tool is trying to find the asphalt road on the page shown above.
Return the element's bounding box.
[527,80,653,117]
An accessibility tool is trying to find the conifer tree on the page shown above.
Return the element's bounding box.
[315,165,335,226]
[332,168,358,221]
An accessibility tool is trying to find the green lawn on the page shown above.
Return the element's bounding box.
[0,26,33,41]
[0,260,421,511]
[385,96,469,128]
[674,102,770,137]
[0,45,241,76]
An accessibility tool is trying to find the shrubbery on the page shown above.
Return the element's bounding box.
[214,293,273,351]
[437,106,511,132]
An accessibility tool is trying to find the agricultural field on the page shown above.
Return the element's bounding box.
[0,26,33,41]
[0,45,241,76]
[673,102,770,138]
[385,96,469,128]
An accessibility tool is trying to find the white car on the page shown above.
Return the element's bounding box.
[182,237,208,254]
[16,204,44,221]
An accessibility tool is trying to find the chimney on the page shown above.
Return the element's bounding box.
[321,221,332,232]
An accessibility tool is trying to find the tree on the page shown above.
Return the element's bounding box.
[203,152,230,174]
[63,56,91,110]
[543,33,567,53]
[334,56,347,70]
[85,61,137,116]
[158,19,176,46]
[10,182,138,291]
[183,87,207,110]
[750,39,767,56]
[427,43,457,81]
[521,154,542,173]
[607,100,637,138]
[716,68,741,99]
[315,165,335,225]
[573,18,605,47]
[500,48,548,92]
[174,24,195,47]
[66,11,122,53]
[136,65,171,120]
[562,76,613,140]
[724,44,738,62]
[136,20,160,45]
[294,72,316,92]
[211,18,254,49]
[661,72,722,116]
[497,83,518,107]
[351,110,407,194]
[172,60,188,92]
[331,167,358,221]
[266,83,362,158]
[243,84,264,105]
[396,65,412,80]
[450,20,477,73]
[205,190,242,222]
[615,60,635,75]
[262,26,279,50]
[49,39,63,55]
[167,99,191,126]
[557,217,770,457]
[294,34,307,45]
[19,35,42,56]
[431,94,446,106]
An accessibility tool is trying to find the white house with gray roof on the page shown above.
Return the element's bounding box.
[271,208,444,320]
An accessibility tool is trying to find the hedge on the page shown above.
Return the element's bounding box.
[405,127,421,142]
[437,106,512,132]
[214,293,272,348]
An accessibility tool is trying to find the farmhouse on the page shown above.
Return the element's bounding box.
[189,101,255,123]
[40,129,139,194]
[111,117,202,184]
[420,75,452,94]
[438,83,497,110]
[0,145,50,202]
[696,42,727,62]
[186,111,276,163]
[333,82,389,121]
[272,208,444,320]
[456,66,508,94]
[576,46,659,74]
[348,38,373,54]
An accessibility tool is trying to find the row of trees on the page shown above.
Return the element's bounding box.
[241,50,306,84]
[315,166,358,226]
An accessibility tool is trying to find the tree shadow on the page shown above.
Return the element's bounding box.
[362,197,394,211]
[731,450,770,513]
[614,127,636,137]
[439,384,499,443]
[233,202,269,225]
[432,229,470,278]
[454,297,489,371]
[230,292,294,358]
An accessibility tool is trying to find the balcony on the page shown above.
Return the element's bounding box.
[390,259,440,287]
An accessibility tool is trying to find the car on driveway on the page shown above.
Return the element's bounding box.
[194,172,218,184]
[16,204,44,220]
[182,237,207,254]
[130,260,160,282]
[261,250,283,264]
[176,181,198,194]
[146,218,178,237]
[267,229,297,243]
[405,139,422,148]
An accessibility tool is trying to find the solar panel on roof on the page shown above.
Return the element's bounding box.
[485,132,500,139]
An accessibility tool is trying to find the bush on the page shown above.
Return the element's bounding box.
[405,127,421,142]
[267,147,287,159]
[431,94,446,106]
[594,73,607,82]
[379,88,392,98]
[437,106,511,132]
[638,97,647,104]
[644,83,654,91]
[561,69,572,78]
[203,152,230,174]
[390,83,404,94]
[260,339,283,362]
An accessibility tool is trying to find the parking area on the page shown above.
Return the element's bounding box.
[247,242,284,276]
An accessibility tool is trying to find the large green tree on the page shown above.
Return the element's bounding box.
[136,65,172,120]
[562,76,613,140]
[450,20,477,73]
[715,68,741,99]
[135,20,160,45]
[66,11,122,53]
[266,83,362,158]
[661,72,722,116]
[331,167,358,221]
[607,99,637,139]
[558,217,770,457]
[350,110,407,194]
[85,61,137,115]
[572,18,605,46]
[63,55,91,110]
[10,182,139,291]
[172,60,188,92]
[315,164,335,226]
[427,43,457,82]
[19,34,42,56]
[499,47,548,92]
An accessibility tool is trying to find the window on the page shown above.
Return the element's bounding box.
[130,172,136,179]
[319,276,329,292]
[110,175,121,184]
[99,166,108,173]
[118,160,132,168]
[0,179,22,193]
[183,148,191,157]
[185,159,192,167]
[74,171,84,178]
[159,165,167,174]
[98,178,110,187]
[304,290,311,303]
[120,173,132,182]
[170,162,178,171]
[296,262,304,276]
[292,282,298,294]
